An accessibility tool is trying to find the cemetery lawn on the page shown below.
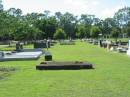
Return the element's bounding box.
[0,41,130,97]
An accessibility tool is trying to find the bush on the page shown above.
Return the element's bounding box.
[54,28,66,40]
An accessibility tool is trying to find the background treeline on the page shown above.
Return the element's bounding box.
[0,1,130,41]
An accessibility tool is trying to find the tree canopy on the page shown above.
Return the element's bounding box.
[0,0,130,41]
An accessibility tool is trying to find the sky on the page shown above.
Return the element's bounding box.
[2,0,130,19]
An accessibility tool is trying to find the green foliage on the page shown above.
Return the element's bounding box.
[90,26,100,38]
[76,25,86,38]
[126,27,130,37]
[0,0,3,11]
[114,7,130,28]
[111,27,120,40]
[54,28,66,39]
[0,6,130,40]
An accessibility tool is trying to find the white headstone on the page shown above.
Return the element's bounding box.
[127,40,130,56]
[129,40,130,49]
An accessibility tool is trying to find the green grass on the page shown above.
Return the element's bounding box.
[0,41,130,97]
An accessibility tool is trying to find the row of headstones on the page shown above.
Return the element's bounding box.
[86,39,129,53]
[15,40,57,52]
[59,40,75,45]
[34,40,57,49]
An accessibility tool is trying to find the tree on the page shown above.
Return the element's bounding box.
[124,22,130,37]
[80,14,96,38]
[76,25,87,38]
[114,7,130,28]
[55,12,62,21]
[14,23,41,41]
[126,27,130,37]
[0,0,3,11]
[90,26,101,38]
[7,8,22,17]
[60,12,77,39]
[35,16,57,39]
[54,28,66,39]
[102,18,117,38]
[111,27,120,41]
[44,10,50,18]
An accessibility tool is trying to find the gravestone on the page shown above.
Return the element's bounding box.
[127,40,130,56]
[129,40,130,49]
[99,40,103,47]
[34,41,50,49]
[0,52,4,58]
[45,51,52,61]
[16,42,23,52]
[16,42,20,51]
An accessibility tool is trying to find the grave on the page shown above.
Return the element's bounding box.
[0,44,43,61]
[127,40,130,56]
[36,61,93,70]
[0,51,43,61]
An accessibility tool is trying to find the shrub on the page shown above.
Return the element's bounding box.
[54,28,66,40]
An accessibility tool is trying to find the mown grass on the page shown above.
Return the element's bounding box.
[0,41,130,97]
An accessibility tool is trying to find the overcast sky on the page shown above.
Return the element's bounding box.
[2,0,130,19]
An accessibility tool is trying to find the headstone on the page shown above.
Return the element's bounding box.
[16,42,20,51]
[45,52,52,61]
[16,42,23,52]
[99,40,103,47]
[127,40,130,56]
[107,41,112,50]
[129,40,130,49]
[20,43,23,49]
[0,52,4,58]
[34,41,50,49]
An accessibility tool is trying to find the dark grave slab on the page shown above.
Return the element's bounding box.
[36,61,94,70]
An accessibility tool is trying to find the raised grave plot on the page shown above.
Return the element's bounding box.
[0,51,43,61]
[36,61,94,70]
